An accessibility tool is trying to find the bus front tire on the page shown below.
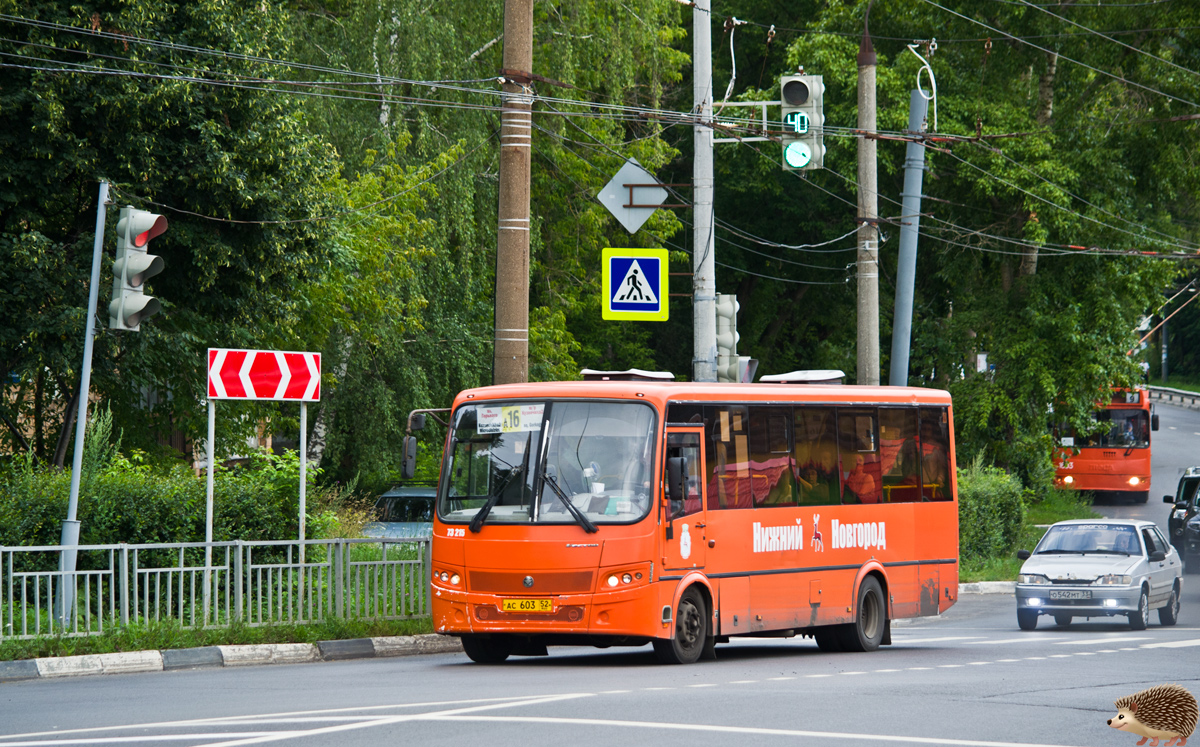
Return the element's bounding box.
[461,635,511,664]
[654,587,708,664]
[837,576,886,652]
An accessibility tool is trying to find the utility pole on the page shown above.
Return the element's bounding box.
[493,0,533,385]
[888,90,930,387]
[856,9,880,386]
[692,0,717,383]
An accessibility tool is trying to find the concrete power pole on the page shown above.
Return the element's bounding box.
[493,0,534,385]
[692,0,717,383]
[856,13,880,386]
[888,91,930,387]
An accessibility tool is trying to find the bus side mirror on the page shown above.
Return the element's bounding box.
[411,412,427,432]
[1151,414,1160,431]
[402,436,417,479]
[667,456,687,503]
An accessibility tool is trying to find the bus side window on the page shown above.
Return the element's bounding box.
[793,407,839,506]
[880,407,920,503]
[750,407,794,507]
[838,409,882,504]
[705,405,751,510]
[919,407,951,501]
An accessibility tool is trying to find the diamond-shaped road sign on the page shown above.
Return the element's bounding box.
[602,248,668,322]
[207,348,321,401]
[597,158,667,234]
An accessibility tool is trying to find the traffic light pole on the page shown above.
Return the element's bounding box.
[56,179,110,626]
[889,91,930,387]
[692,0,717,383]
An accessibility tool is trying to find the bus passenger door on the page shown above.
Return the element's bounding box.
[663,428,707,570]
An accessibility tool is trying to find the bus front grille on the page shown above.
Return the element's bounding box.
[469,570,594,593]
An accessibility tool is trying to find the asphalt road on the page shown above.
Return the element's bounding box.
[2,405,1198,747]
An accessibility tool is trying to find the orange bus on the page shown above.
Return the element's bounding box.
[1053,388,1159,503]
[420,370,958,664]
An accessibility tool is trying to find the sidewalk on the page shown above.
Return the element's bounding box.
[1,583,1015,682]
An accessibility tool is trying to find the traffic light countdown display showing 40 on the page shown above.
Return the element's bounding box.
[780,74,824,171]
[110,206,167,331]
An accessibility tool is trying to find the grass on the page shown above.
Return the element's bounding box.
[1156,376,1200,393]
[0,615,433,662]
[959,488,1101,582]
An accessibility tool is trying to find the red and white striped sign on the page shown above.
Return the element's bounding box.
[207,348,321,402]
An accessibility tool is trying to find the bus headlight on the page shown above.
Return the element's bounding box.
[607,575,619,587]
[1063,475,1074,485]
[1128,476,1141,486]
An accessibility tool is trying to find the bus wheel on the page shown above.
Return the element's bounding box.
[461,635,511,664]
[653,587,707,664]
[838,576,885,652]
[813,628,842,652]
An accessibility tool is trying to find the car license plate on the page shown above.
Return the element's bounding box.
[502,598,553,613]
[1049,589,1091,600]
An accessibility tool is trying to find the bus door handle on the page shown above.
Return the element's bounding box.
[693,522,706,528]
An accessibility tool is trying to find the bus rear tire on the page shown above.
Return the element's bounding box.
[653,587,708,664]
[837,576,885,652]
[461,635,511,664]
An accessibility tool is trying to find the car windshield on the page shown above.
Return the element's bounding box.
[439,400,657,526]
[1035,523,1141,555]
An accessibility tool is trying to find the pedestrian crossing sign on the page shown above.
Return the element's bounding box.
[602,248,668,321]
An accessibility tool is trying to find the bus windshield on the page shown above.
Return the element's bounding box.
[439,400,657,526]
[1073,409,1149,449]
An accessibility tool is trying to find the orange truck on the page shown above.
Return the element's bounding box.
[413,370,959,664]
[1053,388,1159,502]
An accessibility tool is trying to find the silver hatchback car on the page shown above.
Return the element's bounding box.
[1015,519,1183,630]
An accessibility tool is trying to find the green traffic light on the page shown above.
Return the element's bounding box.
[784,141,812,168]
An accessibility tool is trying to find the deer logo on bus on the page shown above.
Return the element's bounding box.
[812,514,824,552]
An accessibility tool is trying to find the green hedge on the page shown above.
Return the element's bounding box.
[0,452,306,549]
[957,457,1027,562]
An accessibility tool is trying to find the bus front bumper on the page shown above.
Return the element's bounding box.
[432,584,662,638]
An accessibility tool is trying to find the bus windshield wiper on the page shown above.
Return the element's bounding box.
[543,474,599,534]
[468,466,521,533]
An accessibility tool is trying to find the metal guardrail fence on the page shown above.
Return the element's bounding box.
[1147,385,1200,407]
[1,538,430,641]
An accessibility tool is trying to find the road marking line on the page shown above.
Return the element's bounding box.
[968,662,991,666]
[1050,654,1072,658]
[1120,647,1138,651]
[966,638,1050,645]
[908,667,932,670]
[937,664,964,668]
[686,684,716,688]
[642,687,673,691]
[1024,657,1047,660]
[434,714,1098,747]
[1097,650,1119,653]
[996,659,1021,662]
[728,680,756,684]
[1075,652,1096,656]
[600,690,631,694]
[841,672,867,675]
[1141,638,1200,648]
[805,674,834,678]
[1055,636,1150,645]
[767,677,795,681]
[893,636,985,644]
[875,669,902,672]
[0,735,292,746]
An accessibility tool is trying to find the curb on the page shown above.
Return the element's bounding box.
[1,634,463,683]
[3,584,1013,681]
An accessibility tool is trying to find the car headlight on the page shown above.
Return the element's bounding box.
[1019,574,1050,585]
[1096,574,1132,585]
